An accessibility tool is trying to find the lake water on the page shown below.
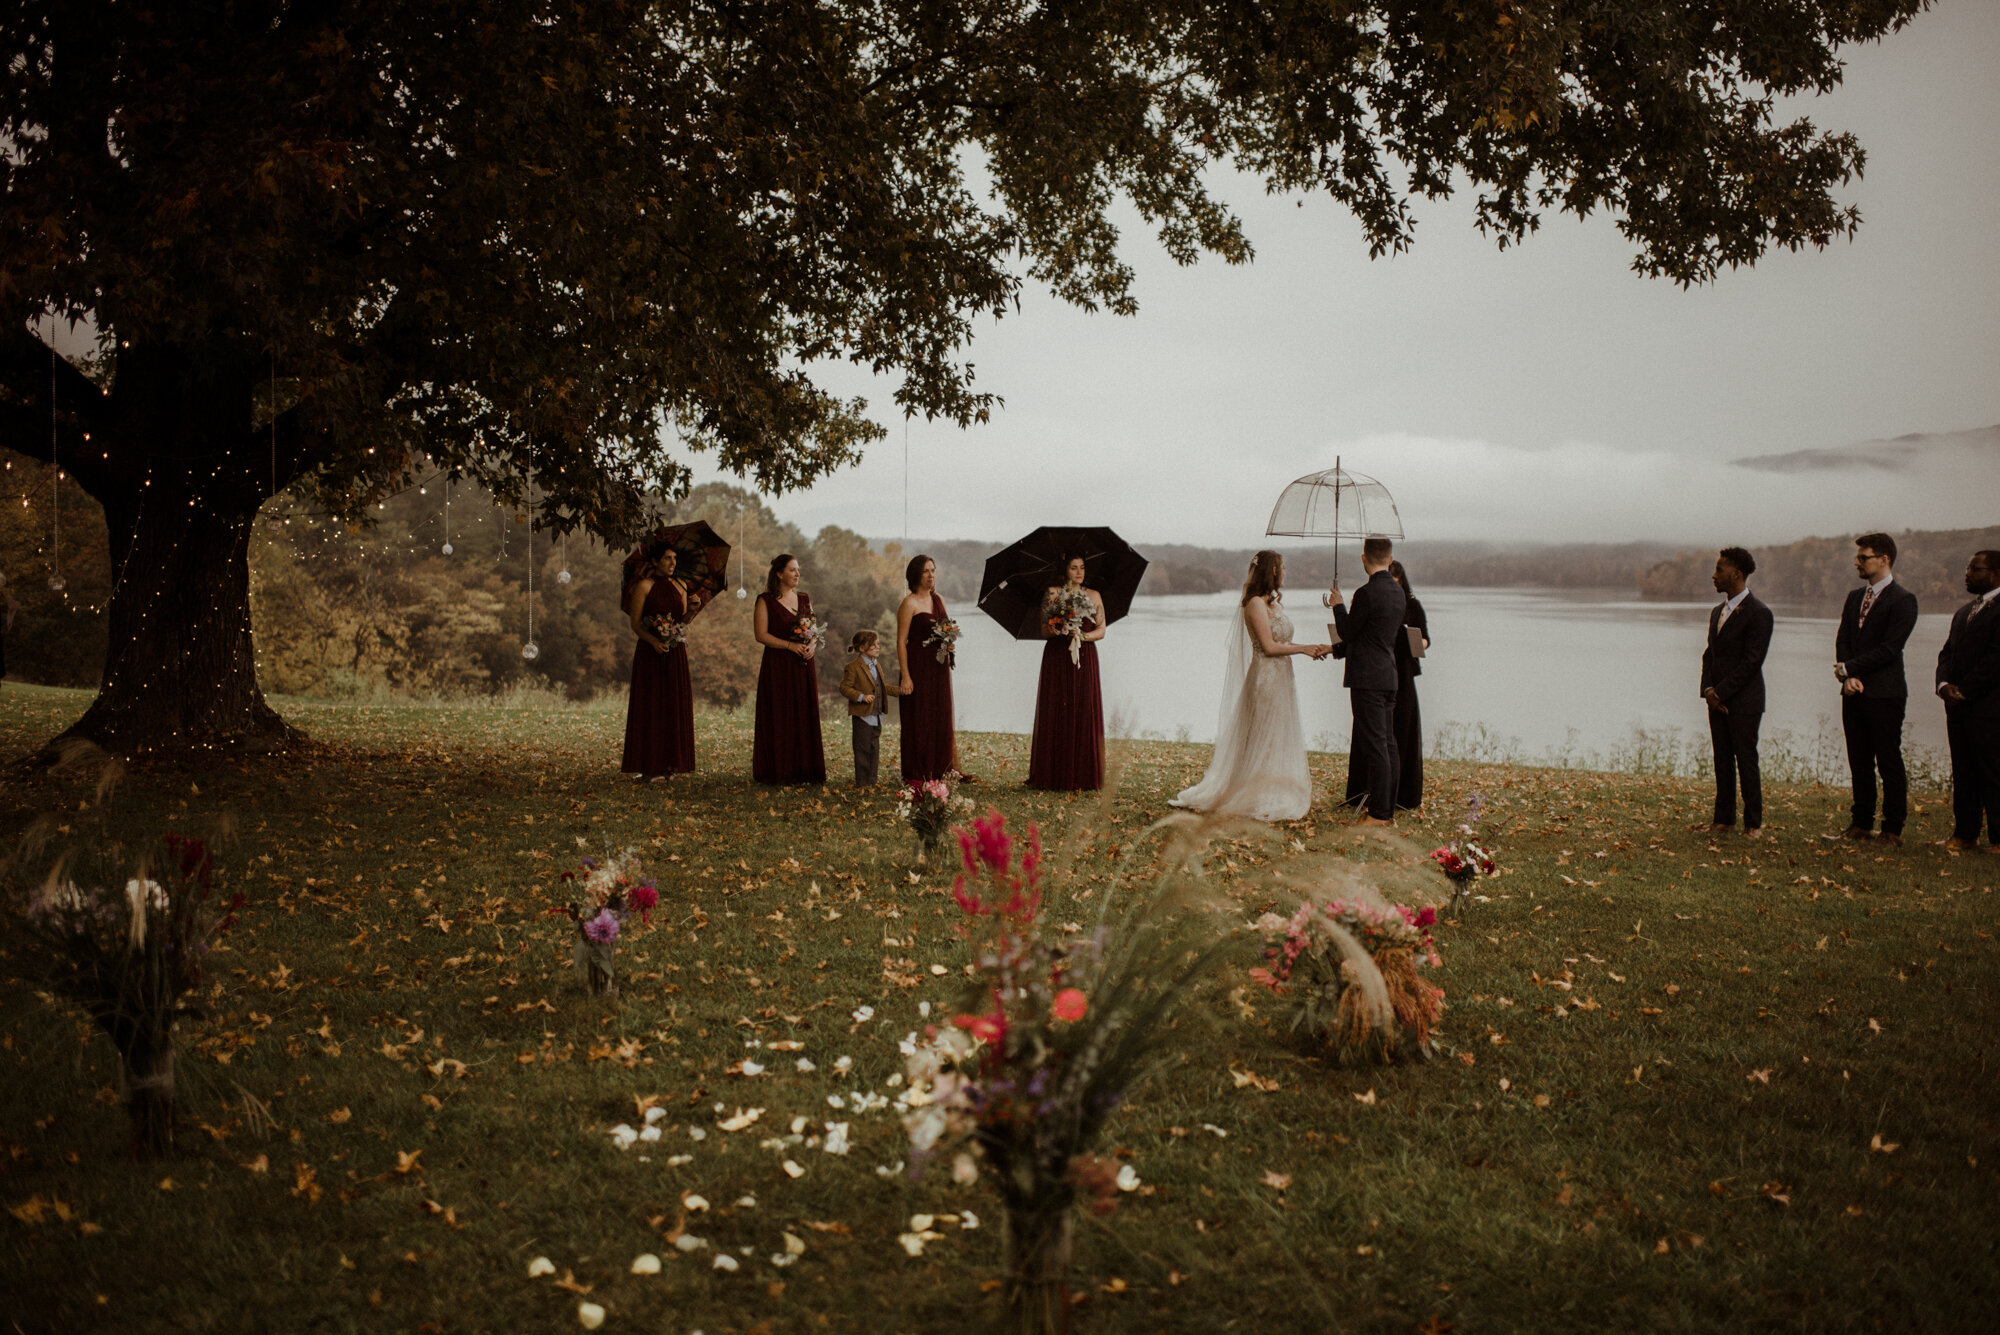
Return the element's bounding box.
[942,587,1956,769]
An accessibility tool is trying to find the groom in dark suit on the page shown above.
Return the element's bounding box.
[1937,550,2000,853]
[1330,535,1406,827]
[1700,547,1774,837]
[1834,532,1920,846]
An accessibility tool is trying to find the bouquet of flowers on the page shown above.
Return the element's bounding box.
[792,610,825,656]
[1249,896,1445,1063]
[924,615,960,666]
[902,810,1226,1334]
[640,611,687,651]
[1431,794,1499,910]
[16,834,246,1158]
[895,779,973,861]
[1045,588,1093,668]
[555,848,659,996]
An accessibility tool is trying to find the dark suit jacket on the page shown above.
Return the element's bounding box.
[1332,570,1406,692]
[1937,596,2000,720]
[1700,591,1774,714]
[1835,579,1918,697]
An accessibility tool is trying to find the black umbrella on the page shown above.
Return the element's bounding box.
[978,526,1150,641]
[621,520,731,621]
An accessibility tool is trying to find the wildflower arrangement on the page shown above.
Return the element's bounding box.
[792,610,826,656]
[924,614,961,665]
[902,810,1224,1333]
[1250,896,1445,1063]
[555,849,659,995]
[17,834,246,1158]
[1431,793,1499,909]
[1044,587,1094,668]
[640,611,687,650]
[894,778,972,861]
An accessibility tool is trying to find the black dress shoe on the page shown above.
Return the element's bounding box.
[1875,832,1903,848]
[1839,824,1874,841]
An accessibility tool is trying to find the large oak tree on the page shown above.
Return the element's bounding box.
[1,0,1927,755]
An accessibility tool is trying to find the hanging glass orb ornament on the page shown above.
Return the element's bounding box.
[736,586,748,599]
[48,574,65,593]
[521,641,540,662]
[557,568,572,585]
[441,542,454,556]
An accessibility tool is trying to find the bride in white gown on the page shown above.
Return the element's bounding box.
[1171,551,1331,821]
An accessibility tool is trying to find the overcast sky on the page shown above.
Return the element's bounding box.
[694,0,2000,553]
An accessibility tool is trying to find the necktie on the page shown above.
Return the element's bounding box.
[1717,600,1732,630]
[1858,585,1877,627]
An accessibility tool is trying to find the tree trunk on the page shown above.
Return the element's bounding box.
[48,473,298,758]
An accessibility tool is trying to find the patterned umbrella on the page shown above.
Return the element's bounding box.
[622,520,731,621]
[978,526,1149,641]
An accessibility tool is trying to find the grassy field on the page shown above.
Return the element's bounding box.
[1,682,1996,1334]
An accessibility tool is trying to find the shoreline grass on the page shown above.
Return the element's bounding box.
[2,685,1995,1333]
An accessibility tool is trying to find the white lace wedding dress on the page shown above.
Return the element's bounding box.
[1170,596,1312,821]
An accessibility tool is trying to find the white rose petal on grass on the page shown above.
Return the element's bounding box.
[952,1153,979,1185]
[960,1210,980,1231]
[770,1252,798,1268]
[898,1233,927,1257]
[608,1124,638,1150]
[717,1108,764,1132]
[826,1094,846,1110]
[1116,1164,1141,1192]
[740,1060,766,1077]
[875,1160,906,1177]
[711,1254,740,1272]
[782,1160,806,1179]
[683,1193,710,1212]
[795,1058,817,1073]
[638,1125,662,1143]
[783,1231,807,1256]
[834,1056,854,1075]
[688,1127,708,1142]
[673,1234,707,1253]
[823,1122,851,1156]
[735,1195,757,1209]
[909,1213,935,1232]
[642,1106,668,1126]
[852,1006,875,1023]
[666,1155,693,1167]
[527,1256,557,1278]
[790,1116,810,1134]
[920,1001,933,1016]
[630,1253,662,1275]
[577,1302,606,1329]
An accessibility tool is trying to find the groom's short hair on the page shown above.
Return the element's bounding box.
[1362,536,1393,563]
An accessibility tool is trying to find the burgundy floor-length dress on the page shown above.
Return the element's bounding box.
[621,579,695,777]
[753,592,827,785]
[1027,618,1104,790]
[900,593,957,784]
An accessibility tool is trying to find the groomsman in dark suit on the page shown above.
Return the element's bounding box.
[1833,532,1920,846]
[1330,535,1407,827]
[1700,547,1775,837]
[1936,550,2000,853]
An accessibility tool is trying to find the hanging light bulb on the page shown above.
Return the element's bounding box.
[557,531,571,583]
[48,574,65,593]
[521,641,540,661]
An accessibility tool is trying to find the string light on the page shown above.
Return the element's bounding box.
[441,473,453,556]
[557,530,571,584]
[521,459,539,661]
[47,347,64,594]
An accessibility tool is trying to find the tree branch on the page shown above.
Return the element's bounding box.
[0,323,113,493]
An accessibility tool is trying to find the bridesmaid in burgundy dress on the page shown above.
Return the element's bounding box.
[896,553,970,784]
[752,553,827,785]
[1027,556,1107,790]
[621,538,696,779]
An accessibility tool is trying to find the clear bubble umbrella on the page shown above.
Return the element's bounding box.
[1265,455,1404,581]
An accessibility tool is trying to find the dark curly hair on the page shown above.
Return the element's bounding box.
[1719,546,1756,578]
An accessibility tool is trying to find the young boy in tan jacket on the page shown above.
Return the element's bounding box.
[838,630,901,787]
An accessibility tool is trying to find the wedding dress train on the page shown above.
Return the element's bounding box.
[1170,597,1312,821]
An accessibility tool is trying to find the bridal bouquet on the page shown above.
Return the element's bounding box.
[555,849,659,996]
[924,615,960,666]
[902,810,1225,1333]
[1250,897,1445,1063]
[895,779,972,861]
[17,834,247,1158]
[1045,588,1093,668]
[640,611,686,650]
